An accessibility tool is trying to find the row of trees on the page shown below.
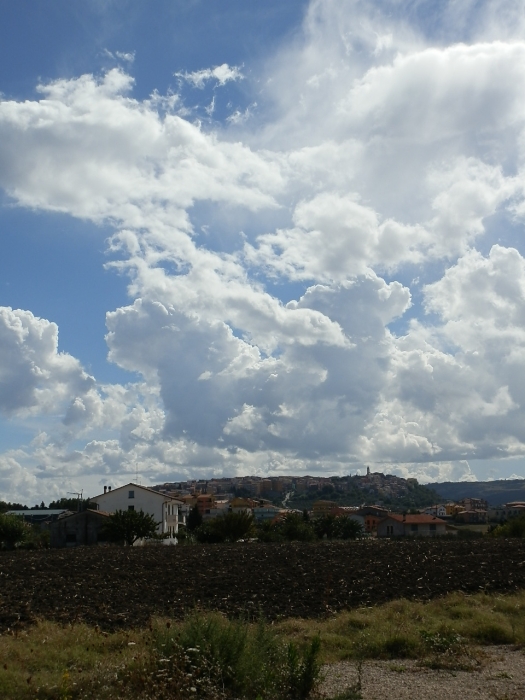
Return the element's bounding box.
[0,498,92,514]
[184,508,363,544]
[1,507,363,549]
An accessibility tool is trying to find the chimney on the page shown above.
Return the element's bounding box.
[104,486,107,494]
[108,486,112,492]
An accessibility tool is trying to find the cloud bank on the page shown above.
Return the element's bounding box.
[2,0,525,500]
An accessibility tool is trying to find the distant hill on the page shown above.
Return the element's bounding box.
[287,473,441,512]
[429,480,525,506]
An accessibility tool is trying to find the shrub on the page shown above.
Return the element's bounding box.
[276,513,316,542]
[0,513,30,549]
[153,613,322,699]
[195,512,255,543]
[490,514,525,538]
[470,622,514,645]
[287,635,322,699]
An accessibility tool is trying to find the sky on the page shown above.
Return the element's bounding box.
[2,0,525,503]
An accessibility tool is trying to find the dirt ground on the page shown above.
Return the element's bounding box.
[319,646,525,699]
[1,539,525,632]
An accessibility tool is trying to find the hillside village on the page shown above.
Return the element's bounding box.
[4,470,525,548]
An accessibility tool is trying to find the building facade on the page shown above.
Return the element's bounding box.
[50,509,110,547]
[377,514,450,537]
[90,483,184,542]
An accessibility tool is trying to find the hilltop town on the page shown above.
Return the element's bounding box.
[4,469,524,549]
[153,469,439,511]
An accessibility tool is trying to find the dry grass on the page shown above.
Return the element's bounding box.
[0,621,149,699]
[1,591,525,699]
[275,590,525,663]
[0,614,321,700]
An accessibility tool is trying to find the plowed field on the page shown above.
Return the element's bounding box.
[1,540,524,631]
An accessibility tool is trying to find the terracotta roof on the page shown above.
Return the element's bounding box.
[383,514,447,524]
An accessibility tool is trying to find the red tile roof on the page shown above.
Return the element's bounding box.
[383,514,446,524]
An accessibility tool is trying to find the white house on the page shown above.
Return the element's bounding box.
[423,505,447,518]
[377,514,453,538]
[90,483,185,544]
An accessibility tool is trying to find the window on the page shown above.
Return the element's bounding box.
[128,505,135,511]
[429,524,436,531]
[410,524,418,532]
[386,525,394,535]
[128,490,135,499]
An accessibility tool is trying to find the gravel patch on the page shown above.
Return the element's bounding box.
[319,646,525,699]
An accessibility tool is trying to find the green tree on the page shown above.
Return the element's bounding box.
[102,509,160,546]
[186,504,203,531]
[256,519,285,542]
[0,501,27,514]
[333,515,363,540]
[48,497,84,511]
[0,513,30,549]
[194,519,227,543]
[490,514,525,538]
[278,512,316,542]
[313,514,363,540]
[195,511,255,543]
[313,514,339,540]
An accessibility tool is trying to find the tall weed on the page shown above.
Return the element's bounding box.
[153,612,322,699]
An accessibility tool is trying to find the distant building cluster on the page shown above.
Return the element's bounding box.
[152,467,418,501]
[7,470,525,547]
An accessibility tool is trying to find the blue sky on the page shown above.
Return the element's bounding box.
[0,0,308,378]
[2,0,525,503]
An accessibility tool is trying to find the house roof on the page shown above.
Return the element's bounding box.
[91,482,183,503]
[54,508,112,522]
[6,509,70,517]
[383,514,447,525]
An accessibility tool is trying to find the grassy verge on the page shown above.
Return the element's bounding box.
[0,614,321,700]
[276,590,525,664]
[1,590,525,699]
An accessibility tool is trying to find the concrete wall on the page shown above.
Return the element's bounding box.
[50,510,108,548]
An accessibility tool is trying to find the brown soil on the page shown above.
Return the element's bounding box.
[0,539,524,631]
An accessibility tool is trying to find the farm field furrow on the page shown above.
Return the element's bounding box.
[0,540,523,631]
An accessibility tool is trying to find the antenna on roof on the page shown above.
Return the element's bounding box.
[67,490,83,512]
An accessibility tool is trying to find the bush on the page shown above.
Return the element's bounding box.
[314,515,363,540]
[0,513,30,549]
[276,513,316,542]
[195,512,255,543]
[153,613,322,699]
[470,622,514,645]
[490,514,525,537]
[18,524,50,549]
